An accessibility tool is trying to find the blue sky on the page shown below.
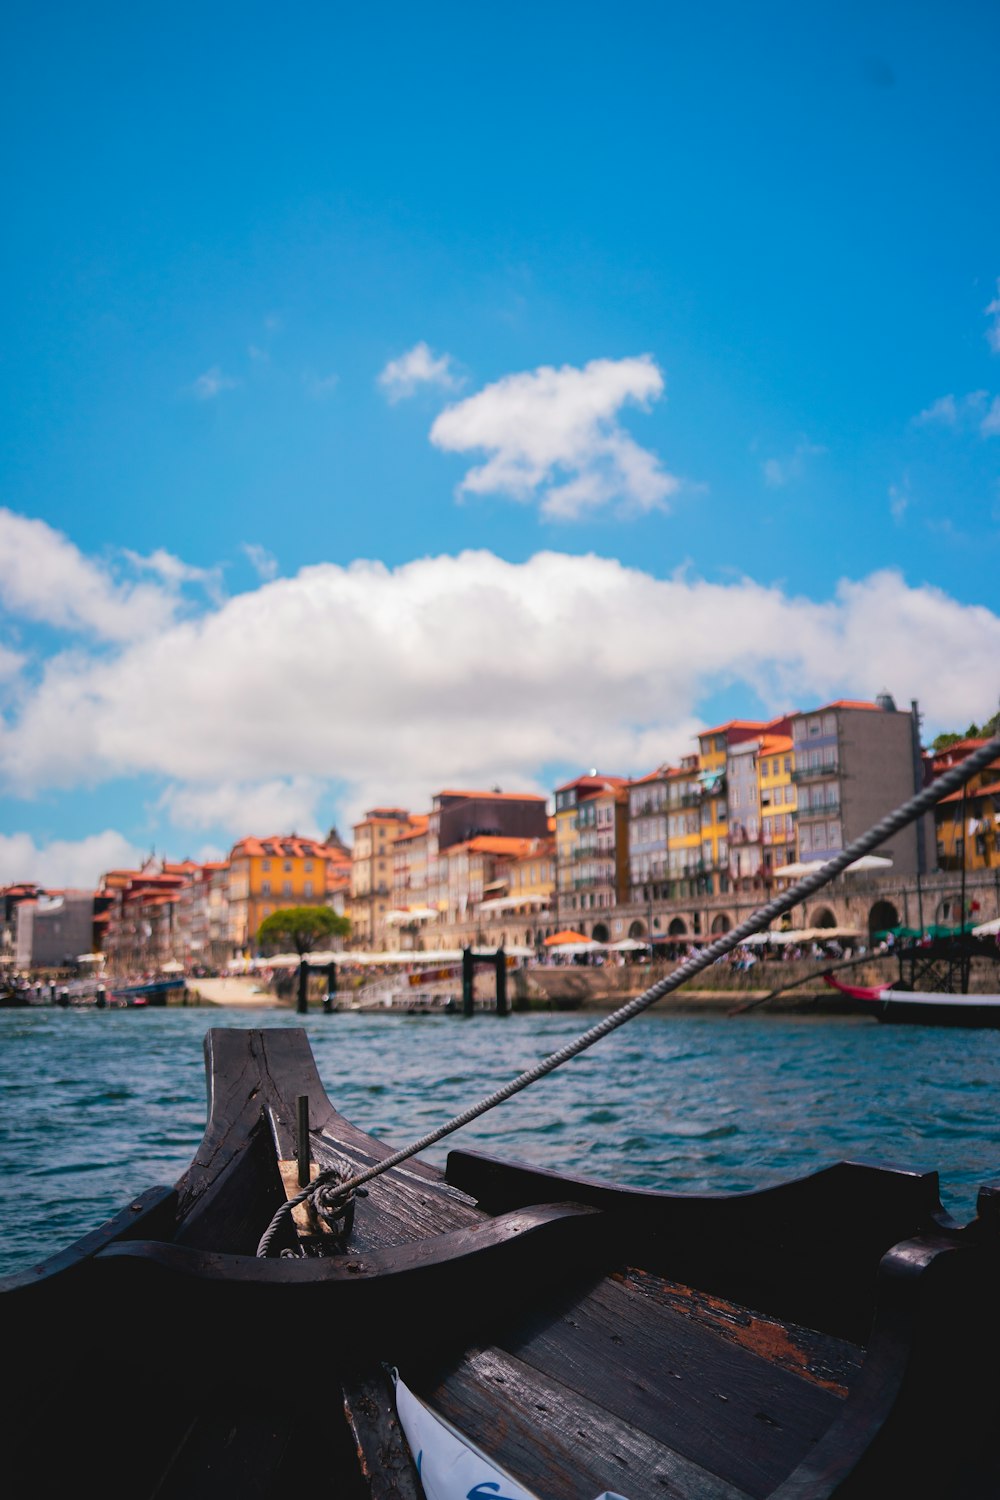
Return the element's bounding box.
[2,1,999,887]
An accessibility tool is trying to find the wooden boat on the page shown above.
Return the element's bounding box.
[4,1025,999,1499]
[823,970,1000,1027]
[104,974,187,1006]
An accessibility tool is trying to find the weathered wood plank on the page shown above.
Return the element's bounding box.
[415,1344,752,1500]
[481,1264,849,1497]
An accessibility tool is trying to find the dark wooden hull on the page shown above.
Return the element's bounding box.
[824,972,1000,1028]
[3,1027,999,1499]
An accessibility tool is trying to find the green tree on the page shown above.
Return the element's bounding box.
[256,906,350,955]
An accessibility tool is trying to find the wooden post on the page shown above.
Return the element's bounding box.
[462,947,475,1016]
[296,1095,310,1186]
[323,961,337,1013]
[495,947,508,1016]
[297,959,309,1014]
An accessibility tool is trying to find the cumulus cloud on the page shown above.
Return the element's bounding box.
[430,355,676,520]
[0,829,147,888]
[914,390,998,437]
[1,537,997,841]
[191,366,238,399]
[378,342,462,402]
[242,543,279,581]
[0,508,186,641]
[986,278,1000,353]
[158,777,324,839]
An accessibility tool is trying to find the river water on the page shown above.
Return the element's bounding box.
[2,1002,1000,1277]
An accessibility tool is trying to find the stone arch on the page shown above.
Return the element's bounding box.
[810,906,837,929]
[668,917,688,937]
[628,920,647,939]
[591,921,610,943]
[869,899,900,942]
[710,913,732,935]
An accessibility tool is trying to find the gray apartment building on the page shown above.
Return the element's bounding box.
[789,694,926,875]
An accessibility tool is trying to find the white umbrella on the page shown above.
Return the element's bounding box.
[773,855,893,879]
[973,917,1000,936]
[159,959,184,973]
[607,938,649,950]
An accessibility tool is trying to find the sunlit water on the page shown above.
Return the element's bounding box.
[2,1003,1000,1276]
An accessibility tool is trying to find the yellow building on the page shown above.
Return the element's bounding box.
[757,732,797,880]
[696,721,769,895]
[664,759,703,897]
[228,834,349,953]
[933,740,1000,877]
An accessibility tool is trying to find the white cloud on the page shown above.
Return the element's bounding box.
[191,366,238,399]
[914,391,990,429]
[762,439,827,488]
[981,396,1000,437]
[378,342,461,402]
[1,541,996,829]
[0,508,183,641]
[242,543,279,581]
[915,394,959,427]
[158,777,324,839]
[986,278,1000,353]
[430,355,677,520]
[0,829,146,888]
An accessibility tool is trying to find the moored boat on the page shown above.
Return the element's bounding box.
[3,1025,1000,1499]
[823,970,1000,1028]
[105,974,187,1006]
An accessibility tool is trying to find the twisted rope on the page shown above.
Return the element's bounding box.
[257,730,1000,1255]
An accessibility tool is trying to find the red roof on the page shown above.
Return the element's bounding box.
[436,789,547,802]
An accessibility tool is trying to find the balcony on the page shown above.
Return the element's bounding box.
[791,762,839,782]
[794,801,840,820]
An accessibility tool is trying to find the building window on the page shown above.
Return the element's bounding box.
[262,859,271,871]
[284,861,292,872]
[305,860,313,872]
[283,881,292,896]
[304,881,313,897]
[261,881,271,895]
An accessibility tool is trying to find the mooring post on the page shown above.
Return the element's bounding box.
[322,960,337,1013]
[495,946,508,1015]
[296,1095,310,1186]
[96,986,106,1009]
[297,959,309,1014]
[462,946,475,1016]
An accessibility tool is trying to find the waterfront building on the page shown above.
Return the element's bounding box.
[726,718,793,894]
[1,883,42,968]
[758,731,797,882]
[932,738,1000,880]
[554,772,630,933]
[13,889,100,971]
[481,830,555,948]
[627,764,669,923]
[185,860,231,970]
[229,833,349,955]
[665,757,706,900]
[349,808,415,949]
[696,721,770,895]
[787,695,924,876]
[385,814,437,951]
[424,789,549,935]
[99,865,187,973]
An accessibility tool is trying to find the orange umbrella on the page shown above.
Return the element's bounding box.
[544,929,592,946]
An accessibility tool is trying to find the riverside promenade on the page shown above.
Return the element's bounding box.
[184,976,281,1007]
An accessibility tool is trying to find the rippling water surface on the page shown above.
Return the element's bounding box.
[2,1003,1000,1276]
